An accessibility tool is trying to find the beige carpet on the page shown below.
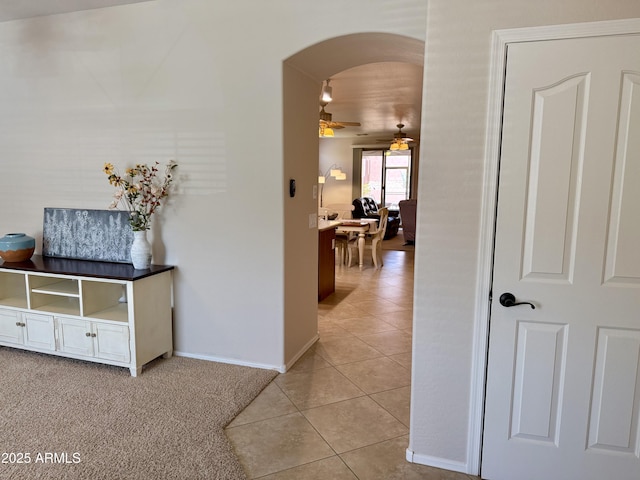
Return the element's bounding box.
[0,347,277,480]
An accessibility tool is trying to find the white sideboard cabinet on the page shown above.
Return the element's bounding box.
[0,255,174,376]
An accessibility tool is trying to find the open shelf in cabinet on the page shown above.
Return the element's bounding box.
[30,295,81,316]
[82,280,129,323]
[28,275,79,296]
[0,271,28,309]
[84,303,129,323]
[28,275,81,316]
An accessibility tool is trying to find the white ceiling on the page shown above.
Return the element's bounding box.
[323,62,423,142]
[0,0,151,22]
[0,0,424,144]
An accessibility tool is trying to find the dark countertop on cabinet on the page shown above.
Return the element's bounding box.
[0,255,174,281]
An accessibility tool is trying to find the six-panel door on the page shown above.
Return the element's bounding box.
[482,34,640,480]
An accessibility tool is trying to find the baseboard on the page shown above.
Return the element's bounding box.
[173,351,283,372]
[283,334,320,372]
[405,448,469,475]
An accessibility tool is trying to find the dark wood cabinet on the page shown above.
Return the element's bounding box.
[318,226,336,301]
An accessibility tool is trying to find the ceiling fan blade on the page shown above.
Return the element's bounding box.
[321,120,360,129]
[377,136,415,143]
[334,121,361,126]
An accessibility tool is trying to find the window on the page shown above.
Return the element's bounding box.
[360,149,412,209]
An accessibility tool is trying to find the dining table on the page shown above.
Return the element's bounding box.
[335,218,378,267]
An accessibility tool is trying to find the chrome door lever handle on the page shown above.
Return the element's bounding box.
[499,292,535,309]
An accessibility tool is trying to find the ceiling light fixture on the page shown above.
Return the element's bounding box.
[390,139,409,151]
[320,79,332,103]
[389,123,413,151]
[319,124,334,138]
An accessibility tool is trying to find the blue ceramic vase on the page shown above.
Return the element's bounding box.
[0,233,36,262]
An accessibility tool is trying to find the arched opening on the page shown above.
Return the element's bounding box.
[281,32,425,369]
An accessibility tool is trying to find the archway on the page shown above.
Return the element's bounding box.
[281,32,425,369]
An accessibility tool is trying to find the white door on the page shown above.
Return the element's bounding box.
[57,317,94,357]
[0,308,23,345]
[482,35,640,480]
[93,322,130,363]
[23,313,56,351]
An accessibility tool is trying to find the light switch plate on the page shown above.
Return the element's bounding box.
[309,213,317,228]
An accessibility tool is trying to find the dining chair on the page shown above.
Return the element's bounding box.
[347,207,389,268]
[325,203,355,265]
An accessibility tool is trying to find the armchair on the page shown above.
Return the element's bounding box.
[351,197,400,240]
[398,199,417,245]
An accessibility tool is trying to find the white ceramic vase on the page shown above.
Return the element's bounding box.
[130,230,152,269]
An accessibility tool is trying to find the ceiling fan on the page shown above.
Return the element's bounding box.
[319,100,361,137]
[377,123,415,150]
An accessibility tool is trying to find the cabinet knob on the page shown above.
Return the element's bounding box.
[16,321,25,327]
[91,333,97,338]
[86,332,91,337]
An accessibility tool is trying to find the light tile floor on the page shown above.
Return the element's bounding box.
[226,243,480,480]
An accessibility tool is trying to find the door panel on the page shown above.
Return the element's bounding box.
[0,308,23,345]
[57,317,93,357]
[93,322,130,363]
[588,328,640,454]
[510,321,567,444]
[604,72,640,285]
[23,313,55,351]
[522,74,587,282]
[482,34,640,480]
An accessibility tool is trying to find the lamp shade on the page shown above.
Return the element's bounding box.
[390,138,409,151]
[320,79,332,103]
[319,126,334,137]
[321,85,332,103]
[318,176,326,184]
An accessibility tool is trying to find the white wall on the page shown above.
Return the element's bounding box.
[0,0,427,372]
[319,139,422,209]
[410,0,640,474]
[283,63,320,367]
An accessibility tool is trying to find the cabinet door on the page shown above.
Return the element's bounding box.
[318,228,336,301]
[57,317,94,357]
[0,309,23,345]
[23,313,56,351]
[93,323,130,363]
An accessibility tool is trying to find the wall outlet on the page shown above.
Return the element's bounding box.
[309,213,317,228]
